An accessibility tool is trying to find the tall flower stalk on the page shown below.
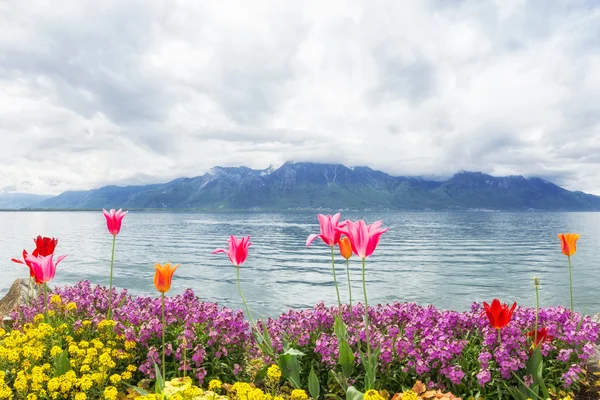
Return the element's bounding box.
[103,209,127,319]
[336,219,389,390]
[212,235,274,358]
[154,263,179,380]
[307,214,344,311]
[339,237,353,316]
[330,246,342,312]
[558,233,580,314]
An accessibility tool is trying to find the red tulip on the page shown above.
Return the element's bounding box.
[212,235,252,267]
[306,213,343,247]
[335,219,389,259]
[528,327,553,349]
[32,236,58,257]
[103,208,128,236]
[482,299,517,330]
[24,253,66,284]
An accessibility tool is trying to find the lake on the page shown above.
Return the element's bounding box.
[1,211,599,317]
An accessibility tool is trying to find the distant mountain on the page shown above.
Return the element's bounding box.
[0,193,52,209]
[31,162,600,211]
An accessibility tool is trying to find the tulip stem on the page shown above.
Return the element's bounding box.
[44,283,49,322]
[568,255,574,315]
[534,282,540,347]
[108,234,116,320]
[345,258,353,321]
[497,328,502,346]
[236,266,272,358]
[330,246,342,314]
[361,258,371,359]
[161,292,166,380]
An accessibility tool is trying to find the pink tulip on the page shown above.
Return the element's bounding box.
[212,235,252,267]
[306,213,343,247]
[335,219,389,259]
[24,253,67,284]
[103,208,128,236]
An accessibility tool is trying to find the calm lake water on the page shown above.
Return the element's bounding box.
[1,211,599,316]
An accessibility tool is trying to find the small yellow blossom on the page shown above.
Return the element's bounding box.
[103,386,118,400]
[290,389,308,400]
[267,364,282,382]
[208,379,223,392]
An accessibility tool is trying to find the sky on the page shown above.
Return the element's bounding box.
[1,0,599,195]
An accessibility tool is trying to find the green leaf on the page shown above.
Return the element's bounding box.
[124,382,150,396]
[334,315,347,339]
[284,347,306,357]
[359,350,377,391]
[278,353,302,389]
[154,362,164,394]
[308,366,321,400]
[536,359,550,399]
[54,350,71,377]
[338,338,354,379]
[346,386,364,400]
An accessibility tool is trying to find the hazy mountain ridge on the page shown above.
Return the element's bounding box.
[21,162,600,211]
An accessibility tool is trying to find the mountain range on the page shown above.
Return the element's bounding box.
[6,162,600,211]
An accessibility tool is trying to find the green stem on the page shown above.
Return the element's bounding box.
[108,234,116,320]
[361,258,371,359]
[534,283,539,347]
[162,293,166,380]
[236,266,272,358]
[345,258,353,321]
[44,283,49,322]
[497,328,502,346]
[330,246,342,313]
[568,255,574,315]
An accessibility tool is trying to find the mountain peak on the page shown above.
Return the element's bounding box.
[28,162,600,211]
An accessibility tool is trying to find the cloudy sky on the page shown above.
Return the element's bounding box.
[1,0,599,195]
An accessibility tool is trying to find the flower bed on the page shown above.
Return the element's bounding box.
[2,281,598,399]
[2,211,598,399]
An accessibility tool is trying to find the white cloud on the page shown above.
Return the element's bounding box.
[0,0,598,194]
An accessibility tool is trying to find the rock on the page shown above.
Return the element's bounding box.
[0,278,30,320]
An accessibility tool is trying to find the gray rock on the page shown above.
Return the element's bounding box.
[0,278,31,320]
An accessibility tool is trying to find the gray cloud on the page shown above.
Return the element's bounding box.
[0,0,599,195]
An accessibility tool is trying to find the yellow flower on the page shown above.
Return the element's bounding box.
[267,364,282,382]
[50,346,63,357]
[33,314,45,324]
[208,379,223,392]
[66,302,77,311]
[104,386,118,400]
[109,374,121,384]
[75,393,87,400]
[50,294,62,304]
[125,340,137,350]
[290,389,308,400]
[121,371,132,380]
[400,390,418,400]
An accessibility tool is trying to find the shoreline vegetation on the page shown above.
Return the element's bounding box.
[0,210,598,400]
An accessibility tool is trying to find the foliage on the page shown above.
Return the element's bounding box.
[5,283,598,398]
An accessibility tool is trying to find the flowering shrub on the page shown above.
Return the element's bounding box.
[0,302,137,399]
[11,281,252,385]
[5,283,598,399]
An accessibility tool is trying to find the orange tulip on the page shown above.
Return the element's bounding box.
[154,263,179,293]
[338,237,353,260]
[558,233,580,257]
